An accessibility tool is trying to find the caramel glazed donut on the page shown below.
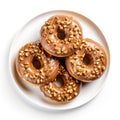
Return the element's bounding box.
[66,38,107,82]
[41,15,83,57]
[16,42,59,85]
[40,65,81,103]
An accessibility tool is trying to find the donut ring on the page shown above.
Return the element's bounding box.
[40,65,81,103]
[41,15,82,57]
[66,38,107,82]
[16,42,59,85]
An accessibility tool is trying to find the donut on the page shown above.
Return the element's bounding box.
[16,42,59,85]
[40,15,82,57]
[65,38,107,82]
[40,65,81,103]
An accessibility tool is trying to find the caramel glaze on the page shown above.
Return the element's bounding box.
[40,65,81,103]
[41,15,83,57]
[66,38,107,82]
[16,42,59,85]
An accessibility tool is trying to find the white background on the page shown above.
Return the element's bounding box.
[0,0,119,120]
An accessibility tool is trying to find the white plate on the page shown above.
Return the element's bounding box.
[9,10,110,111]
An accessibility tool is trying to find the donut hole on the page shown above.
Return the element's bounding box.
[55,76,64,87]
[57,29,66,40]
[83,54,93,65]
[32,56,41,69]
